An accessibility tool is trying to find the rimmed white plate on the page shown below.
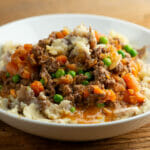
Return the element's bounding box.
[0,14,150,141]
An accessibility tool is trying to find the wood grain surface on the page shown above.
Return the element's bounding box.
[1,0,150,149]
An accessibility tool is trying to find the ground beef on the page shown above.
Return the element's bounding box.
[90,80,104,89]
[32,45,50,65]
[49,31,57,39]
[32,46,44,60]
[40,67,55,98]
[137,46,146,58]
[73,93,83,106]
[112,62,124,74]
[0,71,7,82]
[72,84,85,106]
[93,66,117,89]
[58,84,72,96]
[109,37,123,47]
[113,75,126,87]
[43,57,60,73]
[110,76,126,93]
[83,57,98,69]
[38,31,57,48]
[72,84,106,107]
[91,47,107,60]
[38,92,51,111]
[74,74,87,84]
[38,38,53,48]
[20,79,32,86]
[68,52,89,67]
[105,79,116,89]
[93,66,109,84]
[113,83,126,92]
[27,54,37,66]
[64,94,75,102]
[85,94,105,106]
[86,85,106,106]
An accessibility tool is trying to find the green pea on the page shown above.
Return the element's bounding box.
[78,69,84,75]
[123,45,138,57]
[70,107,76,113]
[85,72,92,80]
[97,103,105,108]
[0,85,2,90]
[6,72,10,78]
[129,49,138,57]
[55,69,65,78]
[82,80,89,85]
[68,70,76,77]
[99,36,108,44]
[12,74,20,83]
[118,50,125,58]
[40,78,45,85]
[53,94,63,103]
[103,57,112,67]
[123,45,132,53]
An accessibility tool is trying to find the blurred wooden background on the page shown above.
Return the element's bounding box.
[1,0,150,150]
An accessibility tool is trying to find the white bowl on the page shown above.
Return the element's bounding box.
[0,14,150,141]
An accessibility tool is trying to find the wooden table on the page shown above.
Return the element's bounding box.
[1,0,150,149]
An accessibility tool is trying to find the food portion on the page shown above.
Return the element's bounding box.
[0,24,149,124]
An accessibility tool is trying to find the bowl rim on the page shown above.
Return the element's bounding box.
[0,13,150,127]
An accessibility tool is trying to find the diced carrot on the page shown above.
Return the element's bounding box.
[10,89,16,98]
[124,90,144,104]
[123,90,130,102]
[105,90,116,102]
[116,44,122,50]
[21,69,31,79]
[131,67,138,76]
[62,29,69,36]
[57,74,73,84]
[123,73,139,92]
[92,85,104,95]
[11,52,22,64]
[92,85,116,102]
[130,61,139,76]
[6,62,18,75]
[135,92,145,103]
[56,32,65,39]
[31,81,44,96]
[128,89,134,95]
[128,96,137,104]
[11,47,28,63]
[24,44,32,51]
[94,30,100,42]
[83,89,89,98]
[66,63,77,71]
[56,55,67,64]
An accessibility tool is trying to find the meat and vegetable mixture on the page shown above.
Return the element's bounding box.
[0,24,150,124]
